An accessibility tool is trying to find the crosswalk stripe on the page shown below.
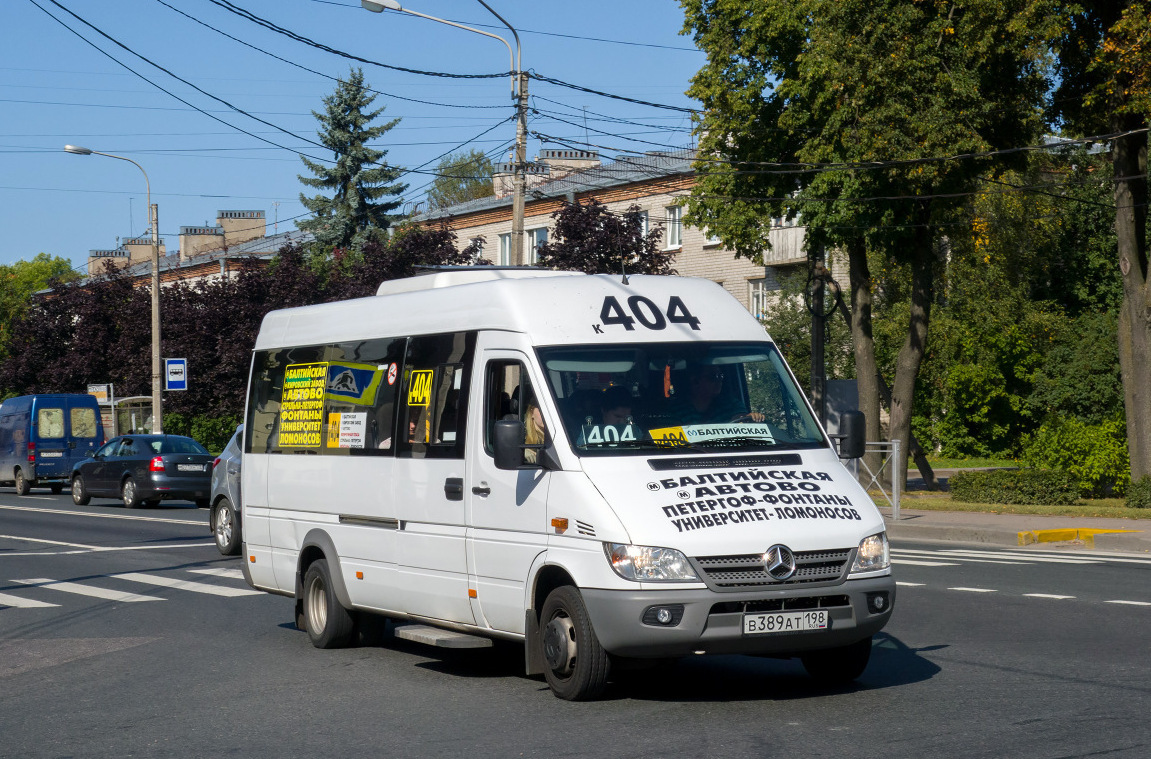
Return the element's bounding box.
[937,550,1100,565]
[896,581,925,587]
[892,559,960,567]
[1024,593,1075,600]
[0,591,58,608]
[112,572,260,597]
[188,568,244,580]
[949,587,997,593]
[1105,600,1151,607]
[13,578,163,602]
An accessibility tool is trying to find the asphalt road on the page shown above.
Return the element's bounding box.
[2,490,1150,758]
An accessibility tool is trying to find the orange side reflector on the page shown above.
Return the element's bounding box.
[248,555,255,563]
[468,589,477,598]
[551,517,569,532]
[356,571,364,580]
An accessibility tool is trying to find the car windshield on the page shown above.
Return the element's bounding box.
[537,341,826,456]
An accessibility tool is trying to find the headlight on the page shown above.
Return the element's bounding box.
[851,532,890,573]
[604,543,700,582]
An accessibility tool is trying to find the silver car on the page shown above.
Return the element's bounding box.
[209,424,242,555]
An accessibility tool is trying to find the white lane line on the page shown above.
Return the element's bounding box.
[0,535,213,554]
[891,559,960,567]
[0,504,203,526]
[112,572,260,597]
[893,549,1084,565]
[0,534,100,550]
[948,587,998,593]
[188,568,244,580]
[896,582,925,587]
[0,591,58,608]
[939,550,1100,565]
[1024,593,1075,600]
[1105,600,1151,607]
[13,578,163,603]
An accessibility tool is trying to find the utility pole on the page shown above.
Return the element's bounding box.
[150,202,163,434]
[511,70,529,266]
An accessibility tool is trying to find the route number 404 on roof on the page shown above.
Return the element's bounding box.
[595,295,701,333]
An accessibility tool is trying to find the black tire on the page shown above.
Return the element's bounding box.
[539,586,611,701]
[212,498,242,556]
[71,475,91,506]
[14,469,30,496]
[50,484,63,495]
[195,498,210,509]
[302,559,354,649]
[121,476,143,509]
[801,636,873,685]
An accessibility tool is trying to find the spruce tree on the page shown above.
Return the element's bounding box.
[298,68,407,251]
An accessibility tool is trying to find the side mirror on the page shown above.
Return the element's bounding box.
[838,410,866,459]
[493,419,526,470]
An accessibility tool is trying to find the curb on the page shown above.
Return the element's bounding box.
[884,517,1151,554]
[1018,528,1141,549]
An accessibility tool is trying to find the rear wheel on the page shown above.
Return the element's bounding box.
[71,475,91,506]
[302,559,354,649]
[14,469,30,496]
[121,477,143,509]
[212,498,242,556]
[801,636,873,685]
[539,586,611,701]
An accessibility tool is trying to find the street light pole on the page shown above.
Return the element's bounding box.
[361,0,527,264]
[64,145,163,434]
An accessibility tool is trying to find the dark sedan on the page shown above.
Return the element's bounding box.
[70,434,214,508]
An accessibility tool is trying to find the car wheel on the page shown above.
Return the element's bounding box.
[539,586,611,701]
[302,559,354,649]
[800,636,873,685]
[14,469,30,496]
[213,498,242,556]
[71,475,91,506]
[121,476,143,509]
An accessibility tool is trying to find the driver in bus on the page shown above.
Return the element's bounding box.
[673,365,766,425]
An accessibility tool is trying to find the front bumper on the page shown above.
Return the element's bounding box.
[581,575,895,658]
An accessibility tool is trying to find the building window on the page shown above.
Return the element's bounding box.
[470,237,485,259]
[665,205,682,249]
[704,229,721,246]
[499,233,512,266]
[749,278,769,320]
[527,227,548,264]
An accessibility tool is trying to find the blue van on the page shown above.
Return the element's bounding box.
[0,394,105,495]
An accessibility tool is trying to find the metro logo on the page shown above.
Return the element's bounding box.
[407,370,433,407]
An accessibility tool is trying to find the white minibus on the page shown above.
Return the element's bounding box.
[240,269,894,700]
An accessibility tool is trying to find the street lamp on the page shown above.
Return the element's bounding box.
[64,144,164,434]
[362,0,529,265]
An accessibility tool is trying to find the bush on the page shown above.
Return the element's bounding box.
[1021,417,1130,497]
[949,468,1079,505]
[1127,477,1151,509]
[162,411,240,453]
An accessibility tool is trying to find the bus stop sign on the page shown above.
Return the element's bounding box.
[165,358,187,391]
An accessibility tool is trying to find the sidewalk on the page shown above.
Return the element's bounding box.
[870,467,1151,553]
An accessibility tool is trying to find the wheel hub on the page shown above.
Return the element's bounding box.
[543,615,577,675]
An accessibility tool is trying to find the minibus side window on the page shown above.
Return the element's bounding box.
[483,361,540,465]
[322,337,406,456]
[396,332,475,460]
[246,346,323,454]
[37,408,65,439]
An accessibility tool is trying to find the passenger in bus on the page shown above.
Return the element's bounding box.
[524,400,546,464]
[673,365,765,424]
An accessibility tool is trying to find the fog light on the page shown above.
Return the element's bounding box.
[641,604,685,626]
[866,592,891,614]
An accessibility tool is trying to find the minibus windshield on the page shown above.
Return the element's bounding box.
[537,342,827,456]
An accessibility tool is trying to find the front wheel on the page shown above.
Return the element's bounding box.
[302,559,354,649]
[14,469,30,496]
[539,586,611,701]
[71,475,91,506]
[122,477,143,508]
[212,498,242,556]
[800,636,873,685]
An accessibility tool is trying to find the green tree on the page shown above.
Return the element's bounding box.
[426,149,495,210]
[534,200,673,275]
[298,68,407,251]
[1053,1,1151,480]
[681,0,1059,486]
[0,253,79,363]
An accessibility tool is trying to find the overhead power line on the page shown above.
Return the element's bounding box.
[529,72,698,114]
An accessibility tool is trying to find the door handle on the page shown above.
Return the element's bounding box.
[444,477,464,501]
[471,484,491,496]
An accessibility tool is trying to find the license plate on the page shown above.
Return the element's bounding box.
[743,609,828,635]
[39,451,63,458]
[177,464,204,472]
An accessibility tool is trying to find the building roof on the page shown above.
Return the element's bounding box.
[417,148,696,221]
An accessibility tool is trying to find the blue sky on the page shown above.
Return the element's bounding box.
[1,0,705,271]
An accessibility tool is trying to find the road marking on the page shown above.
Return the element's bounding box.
[13,578,163,603]
[0,535,212,554]
[893,549,1096,565]
[948,587,998,593]
[938,549,1100,565]
[0,591,58,608]
[892,559,960,567]
[896,582,925,587]
[189,568,244,580]
[111,572,260,597]
[0,534,100,550]
[0,504,203,526]
[1023,593,1075,600]
[1105,600,1151,606]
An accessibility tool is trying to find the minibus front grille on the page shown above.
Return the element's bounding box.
[691,549,852,590]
